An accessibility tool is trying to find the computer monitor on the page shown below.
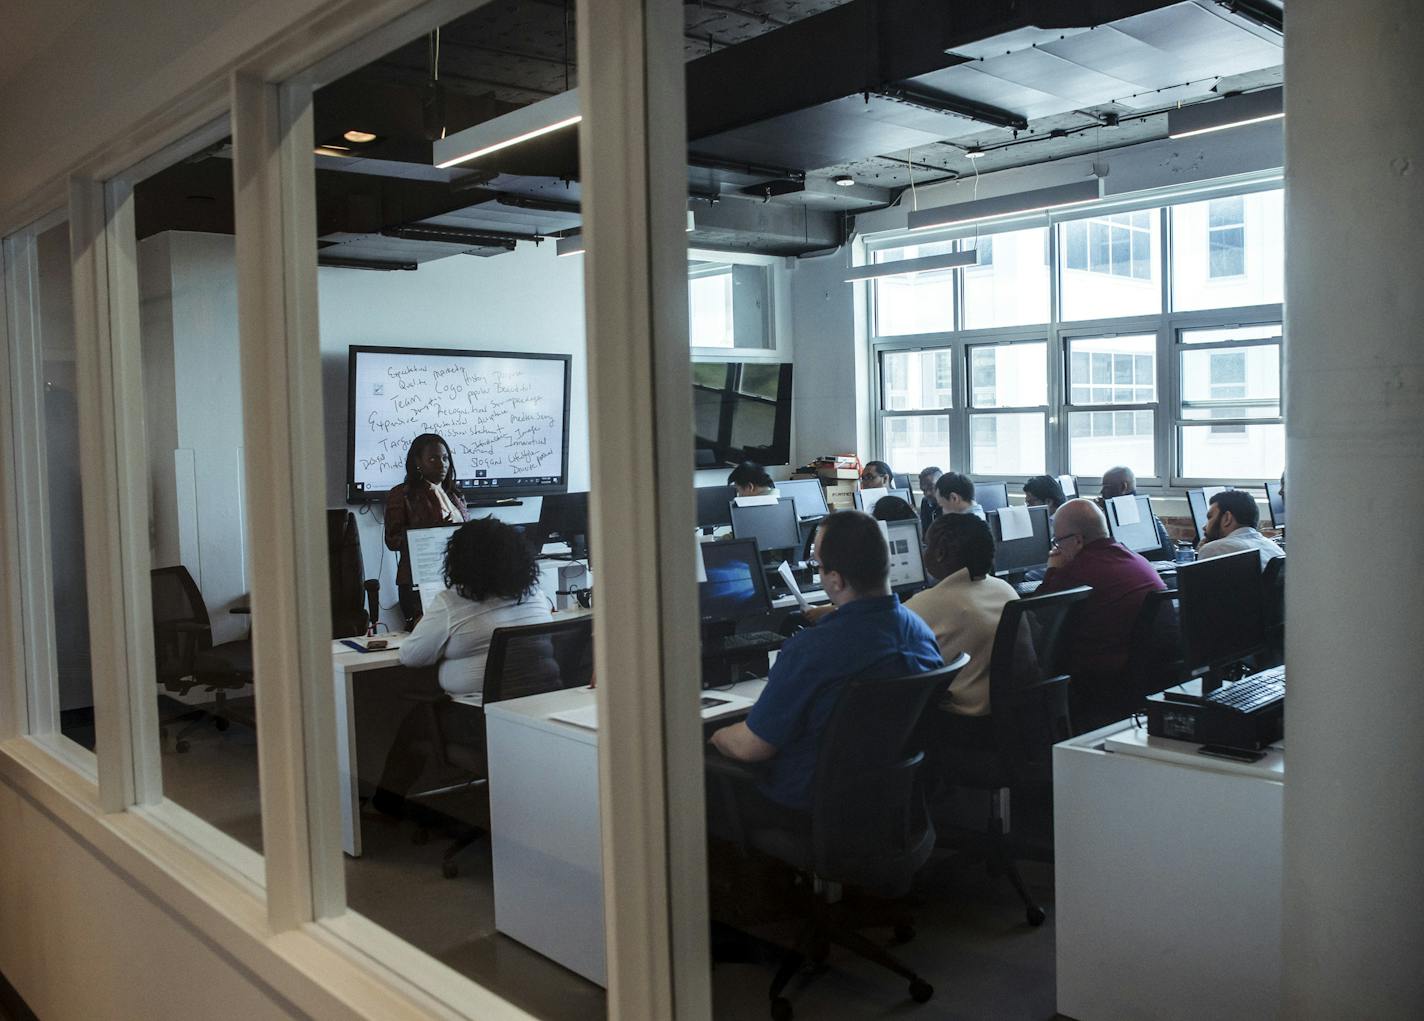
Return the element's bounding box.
[694,484,737,533]
[730,498,801,556]
[1175,549,1266,690]
[854,487,915,512]
[1105,494,1159,555]
[406,524,461,592]
[1186,489,1211,545]
[988,505,1052,576]
[1057,474,1078,499]
[884,519,926,595]
[1265,481,1286,530]
[777,478,829,520]
[976,482,1010,513]
[539,491,590,558]
[698,538,773,624]
[892,472,913,493]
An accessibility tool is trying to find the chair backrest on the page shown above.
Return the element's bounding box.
[1125,588,1184,700]
[150,566,212,684]
[1261,555,1285,664]
[483,616,594,704]
[986,586,1093,782]
[809,654,969,896]
[327,509,369,638]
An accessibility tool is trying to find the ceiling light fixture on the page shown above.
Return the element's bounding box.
[833,174,855,187]
[908,178,1103,232]
[1168,87,1283,140]
[434,89,582,169]
[844,250,979,283]
[313,145,353,158]
[343,129,378,143]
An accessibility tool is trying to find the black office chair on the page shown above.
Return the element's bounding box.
[1124,589,1184,704]
[328,509,379,638]
[932,586,1092,926]
[150,566,254,752]
[1261,556,1285,668]
[710,656,968,1020]
[403,616,594,878]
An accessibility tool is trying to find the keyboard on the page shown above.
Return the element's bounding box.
[1206,672,1285,714]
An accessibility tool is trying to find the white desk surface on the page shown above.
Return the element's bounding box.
[1096,719,1285,782]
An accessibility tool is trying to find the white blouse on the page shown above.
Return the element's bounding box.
[399,587,555,699]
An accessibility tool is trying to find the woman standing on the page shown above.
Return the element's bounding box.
[385,433,468,629]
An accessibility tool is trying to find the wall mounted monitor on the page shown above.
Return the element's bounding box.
[691,361,793,468]
[1105,494,1160,554]
[884,519,927,595]
[695,484,738,531]
[1265,480,1286,529]
[975,482,1010,513]
[988,505,1052,576]
[698,539,772,624]
[730,498,801,555]
[777,478,830,520]
[346,345,572,503]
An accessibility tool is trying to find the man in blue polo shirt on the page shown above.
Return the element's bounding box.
[709,510,943,813]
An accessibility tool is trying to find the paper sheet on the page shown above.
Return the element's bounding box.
[860,487,890,511]
[696,541,708,583]
[777,560,811,611]
[1057,474,1077,499]
[1110,494,1141,526]
[998,503,1034,541]
[549,705,599,730]
[733,493,779,507]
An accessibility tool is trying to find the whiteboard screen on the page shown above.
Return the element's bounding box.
[347,346,571,500]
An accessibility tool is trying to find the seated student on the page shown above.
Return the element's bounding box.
[859,459,894,491]
[372,518,555,817]
[1197,489,1285,569]
[905,514,1018,717]
[918,466,943,533]
[727,461,777,498]
[1099,465,1175,560]
[872,494,918,523]
[1023,475,1066,516]
[1036,499,1165,702]
[935,471,983,517]
[708,511,942,815]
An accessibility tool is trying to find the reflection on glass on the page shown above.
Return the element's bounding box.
[1067,335,1156,406]
[1068,410,1156,479]
[1180,422,1284,479]
[1059,211,1161,320]
[968,343,1047,408]
[874,241,954,336]
[1171,190,1283,312]
[1179,346,1280,418]
[970,412,1045,475]
[881,349,953,411]
[961,227,1049,329]
[882,414,951,474]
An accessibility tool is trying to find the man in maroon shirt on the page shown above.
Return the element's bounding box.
[1038,499,1166,727]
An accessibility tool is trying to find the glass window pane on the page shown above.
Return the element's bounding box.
[969,412,1044,475]
[1171,190,1283,311]
[688,266,733,347]
[883,414,951,472]
[1180,323,1281,345]
[1069,410,1157,478]
[1067,335,1157,404]
[4,216,95,748]
[1180,345,1279,414]
[1180,422,1285,479]
[967,342,1046,408]
[873,241,954,336]
[1059,212,1161,320]
[961,226,1050,329]
[880,349,953,410]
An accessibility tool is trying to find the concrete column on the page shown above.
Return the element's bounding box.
[1283,2,1424,1016]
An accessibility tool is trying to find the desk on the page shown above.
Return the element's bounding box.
[484,678,766,986]
[1054,720,1283,1021]
[331,636,406,857]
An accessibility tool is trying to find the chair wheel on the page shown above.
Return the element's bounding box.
[175,740,190,753]
[1027,905,1046,927]
[442,860,459,879]
[893,923,916,944]
[909,979,934,1003]
[215,717,230,732]
[770,996,793,1021]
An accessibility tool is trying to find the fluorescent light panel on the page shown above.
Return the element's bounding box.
[845,250,978,282]
[907,178,1103,232]
[434,89,583,169]
[1168,87,1283,140]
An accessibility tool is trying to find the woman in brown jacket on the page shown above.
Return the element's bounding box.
[385,433,468,628]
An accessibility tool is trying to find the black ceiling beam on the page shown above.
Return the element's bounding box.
[1214,0,1283,34]
[874,83,1028,131]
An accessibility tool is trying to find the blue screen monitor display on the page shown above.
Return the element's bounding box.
[698,539,772,624]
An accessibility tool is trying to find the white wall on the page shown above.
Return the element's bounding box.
[788,248,869,465]
[318,242,589,626]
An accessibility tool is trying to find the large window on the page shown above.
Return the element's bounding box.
[870,183,1284,483]
[873,241,955,336]
[689,260,772,349]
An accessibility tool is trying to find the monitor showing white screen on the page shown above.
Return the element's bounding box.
[1106,494,1160,554]
[346,345,572,501]
[407,524,461,593]
[885,519,926,593]
[777,478,829,519]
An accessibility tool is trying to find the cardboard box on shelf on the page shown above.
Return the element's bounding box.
[822,481,857,510]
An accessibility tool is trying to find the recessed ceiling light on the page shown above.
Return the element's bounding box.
[964,147,985,159]
[343,129,378,144]
[833,174,855,187]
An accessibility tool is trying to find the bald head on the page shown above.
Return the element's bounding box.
[1100,466,1136,499]
[1054,498,1109,543]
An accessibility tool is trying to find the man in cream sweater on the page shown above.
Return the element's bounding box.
[905,512,1019,716]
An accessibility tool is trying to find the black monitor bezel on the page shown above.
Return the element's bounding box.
[1176,549,1267,676]
[695,484,738,529]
